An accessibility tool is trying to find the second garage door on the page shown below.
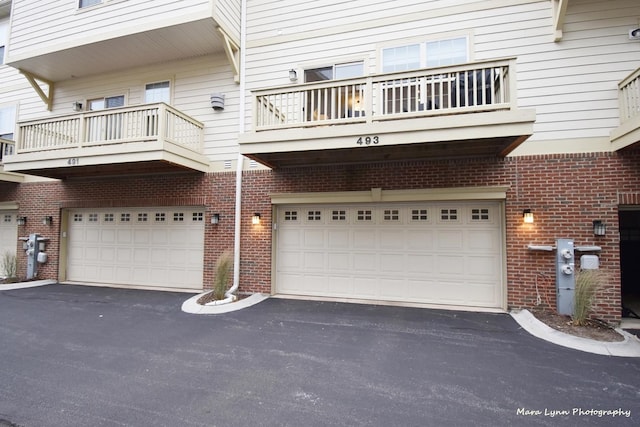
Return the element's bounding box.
[66,207,205,291]
[275,201,504,309]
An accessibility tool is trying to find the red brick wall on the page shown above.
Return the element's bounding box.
[3,150,639,322]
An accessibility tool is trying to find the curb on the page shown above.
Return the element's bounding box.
[182,292,270,314]
[510,309,640,357]
[0,280,57,290]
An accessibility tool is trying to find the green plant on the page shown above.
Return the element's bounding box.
[572,269,606,326]
[1,251,18,281]
[212,250,233,300]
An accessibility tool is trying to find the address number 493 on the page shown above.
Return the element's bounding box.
[356,136,379,145]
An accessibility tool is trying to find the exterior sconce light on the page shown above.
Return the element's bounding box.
[211,213,220,225]
[252,213,261,225]
[523,209,534,224]
[289,69,298,82]
[17,216,27,226]
[210,93,225,111]
[593,220,606,236]
[72,101,83,112]
[42,216,53,226]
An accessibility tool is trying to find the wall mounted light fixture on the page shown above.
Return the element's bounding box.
[593,220,606,236]
[17,216,27,226]
[210,93,225,110]
[523,209,534,224]
[211,213,220,225]
[252,213,261,225]
[72,101,83,112]
[289,69,298,82]
[42,216,53,226]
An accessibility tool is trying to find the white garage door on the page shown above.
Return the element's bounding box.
[0,211,18,258]
[275,202,504,309]
[67,207,205,291]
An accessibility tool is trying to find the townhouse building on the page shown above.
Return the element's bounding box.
[1,0,639,323]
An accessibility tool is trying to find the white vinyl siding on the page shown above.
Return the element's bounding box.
[7,0,216,57]
[14,54,238,164]
[245,0,640,147]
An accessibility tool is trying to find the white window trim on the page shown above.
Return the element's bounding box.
[296,56,370,82]
[378,31,474,73]
[143,78,174,104]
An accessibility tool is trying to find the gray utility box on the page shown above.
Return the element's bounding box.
[556,238,575,316]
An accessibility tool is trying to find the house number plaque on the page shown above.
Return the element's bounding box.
[67,158,80,165]
[356,136,379,145]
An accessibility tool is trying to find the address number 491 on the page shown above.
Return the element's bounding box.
[356,136,379,145]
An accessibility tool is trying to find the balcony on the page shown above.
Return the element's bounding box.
[2,103,210,179]
[611,67,640,151]
[239,58,536,168]
[0,138,24,183]
[5,0,240,83]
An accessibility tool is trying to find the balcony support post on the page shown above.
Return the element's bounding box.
[20,70,54,111]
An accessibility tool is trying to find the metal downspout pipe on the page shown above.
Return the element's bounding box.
[226,0,247,299]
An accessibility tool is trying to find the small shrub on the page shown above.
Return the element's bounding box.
[212,250,233,300]
[1,251,17,281]
[572,269,606,326]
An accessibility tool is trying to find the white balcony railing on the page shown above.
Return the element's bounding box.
[15,103,204,154]
[619,67,640,123]
[0,139,15,163]
[253,58,516,131]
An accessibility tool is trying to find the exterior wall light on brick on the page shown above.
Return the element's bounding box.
[211,213,220,225]
[42,216,53,226]
[593,220,606,236]
[17,216,27,226]
[252,213,261,225]
[523,209,534,224]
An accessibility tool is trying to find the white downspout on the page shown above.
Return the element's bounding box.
[227,0,247,298]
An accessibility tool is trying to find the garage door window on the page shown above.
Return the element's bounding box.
[155,213,166,222]
[332,210,346,221]
[411,209,429,221]
[307,211,322,221]
[471,208,490,221]
[440,209,458,221]
[192,212,204,222]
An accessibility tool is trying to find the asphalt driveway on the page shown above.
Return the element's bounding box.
[0,284,638,427]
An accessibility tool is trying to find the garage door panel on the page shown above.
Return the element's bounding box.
[67,207,204,290]
[328,252,350,270]
[380,253,405,273]
[353,230,375,248]
[352,252,377,272]
[276,201,504,310]
[380,230,405,250]
[328,230,349,249]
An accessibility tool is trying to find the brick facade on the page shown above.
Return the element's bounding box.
[2,149,639,322]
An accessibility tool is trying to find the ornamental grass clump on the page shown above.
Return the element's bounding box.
[1,251,17,282]
[572,269,606,326]
[212,250,233,300]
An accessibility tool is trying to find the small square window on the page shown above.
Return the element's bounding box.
[411,209,428,221]
[120,213,131,222]
[332,210,346,221]
[88,213,98,222]
[383,209,399,221]
[284,211,298,221]
[155,213,166,222]
[471,208,490,221]
[138,213,148,222]
[104,213,114,222]
[73,213,83,222]
[307,210,321,221]
[440,209,458,221]
[192,212,204,222]
[173,213,184,222]
[79,0,102,9]
[3,214,11,223]
[357,210,372,221]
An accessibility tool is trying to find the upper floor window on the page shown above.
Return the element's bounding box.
[0,46,4,65]
[304,61,364,82]
[88,95,125,111]
[382,36,468,72]
[145,81,171,103]
[79,0,102,8]
[0,105,16,140]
